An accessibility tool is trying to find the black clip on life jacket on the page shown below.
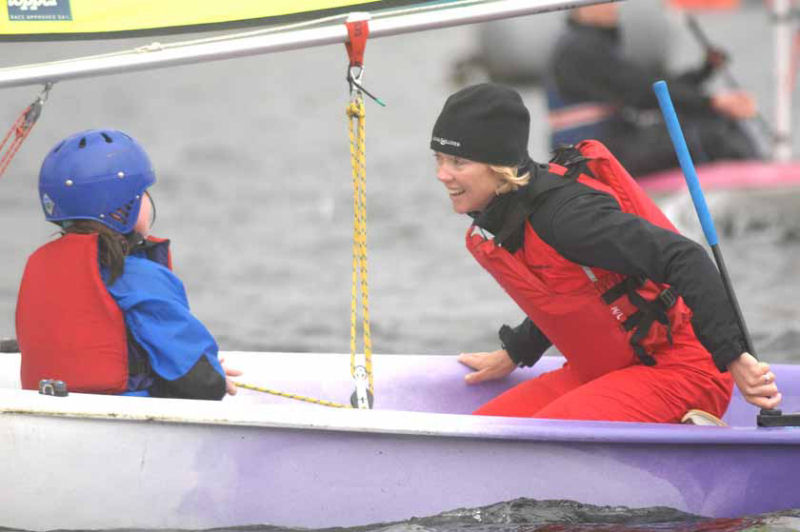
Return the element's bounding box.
[602,275,677,366]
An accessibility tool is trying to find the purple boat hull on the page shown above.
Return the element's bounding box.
[0,352,798,530]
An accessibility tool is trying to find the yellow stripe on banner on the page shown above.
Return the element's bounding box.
[0,0,401,37]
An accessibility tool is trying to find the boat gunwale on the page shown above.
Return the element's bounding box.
[2,388,798,446]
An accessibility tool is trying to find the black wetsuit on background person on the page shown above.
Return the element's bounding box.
[546,19,760,177]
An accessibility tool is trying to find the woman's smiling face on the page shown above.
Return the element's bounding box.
[434,151,501,214]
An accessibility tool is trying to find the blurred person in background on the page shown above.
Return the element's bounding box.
[546,2,760,178]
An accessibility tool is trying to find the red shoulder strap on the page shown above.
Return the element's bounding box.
[576,140,680,233]
[548,162,568,176]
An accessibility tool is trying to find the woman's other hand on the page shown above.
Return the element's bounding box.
[219,356,243,396]
[727,352,782,410]
[458,349,516,384]
[710,90,757,119]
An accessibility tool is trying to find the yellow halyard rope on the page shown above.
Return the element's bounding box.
[230,91,375,409]
[347,94,375,396]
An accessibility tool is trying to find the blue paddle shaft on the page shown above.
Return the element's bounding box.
[652,80,719,246]
[652,79,757,358]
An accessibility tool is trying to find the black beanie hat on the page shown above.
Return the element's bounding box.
[430,83,530,167]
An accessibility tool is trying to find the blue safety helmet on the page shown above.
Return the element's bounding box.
[38,129,156,234]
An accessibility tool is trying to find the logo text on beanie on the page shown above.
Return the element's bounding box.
[432,136,461,148]
[7,0,72,20]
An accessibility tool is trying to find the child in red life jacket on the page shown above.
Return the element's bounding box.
[16,129,241,398]
[430,83,780,422]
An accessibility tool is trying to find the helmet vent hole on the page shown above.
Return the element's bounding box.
[105,199,136,229]
[53,141,65,153]
[101,133,113,143]
[78,137,87,149]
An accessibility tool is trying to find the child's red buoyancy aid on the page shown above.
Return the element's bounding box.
[467,140,695,383]
[16,232,171,393]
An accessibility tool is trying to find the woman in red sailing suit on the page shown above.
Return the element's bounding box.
[430,83,780,422]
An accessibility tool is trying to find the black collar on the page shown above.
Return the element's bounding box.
[470,161,576,253]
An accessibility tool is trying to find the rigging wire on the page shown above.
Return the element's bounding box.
[231,16,380,409]
[0,83,52,179]
[345,16,376,410]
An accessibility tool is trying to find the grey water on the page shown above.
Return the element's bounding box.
[1,3,799,360]
[1,2,799,531]
[2,499,800,531]
[248,498,800,532]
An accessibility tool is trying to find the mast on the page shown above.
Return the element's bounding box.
[773,0,793,161]
[0,0,612,89]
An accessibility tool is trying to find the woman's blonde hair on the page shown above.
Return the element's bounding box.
[490,164,531,195]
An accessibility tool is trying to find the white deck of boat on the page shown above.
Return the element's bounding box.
[2,351,799,434]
